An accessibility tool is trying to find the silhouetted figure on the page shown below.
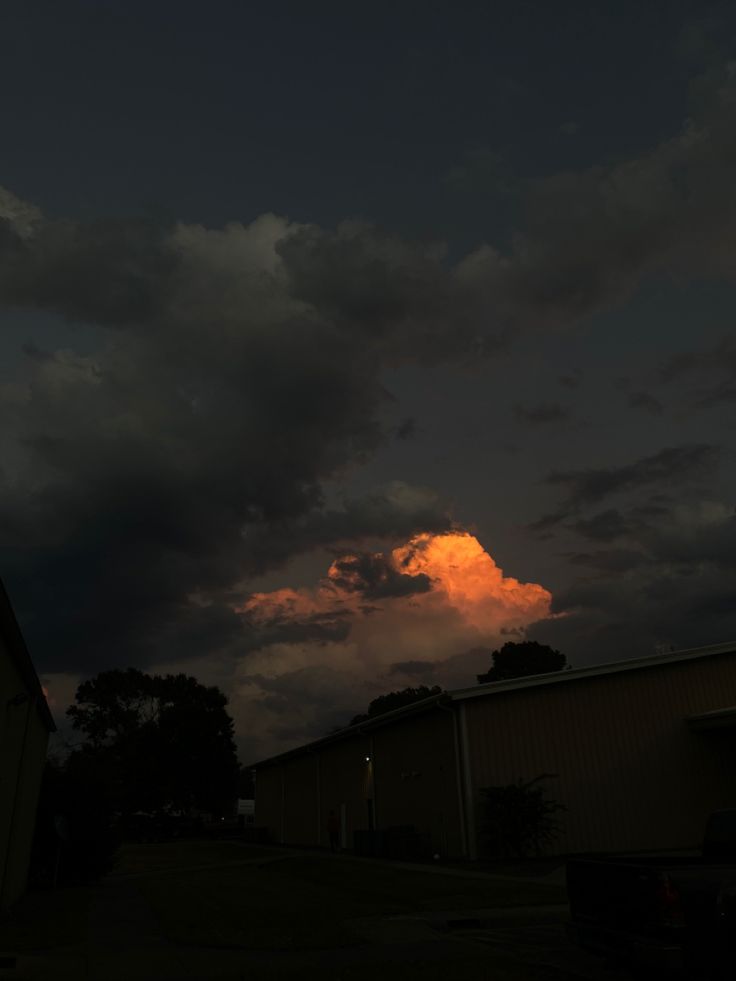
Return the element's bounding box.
[327,809,340,852]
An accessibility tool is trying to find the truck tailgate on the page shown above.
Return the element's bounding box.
[567,857,672,936]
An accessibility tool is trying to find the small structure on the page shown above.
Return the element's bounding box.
[252,642,736,859]
[0,579,56,911]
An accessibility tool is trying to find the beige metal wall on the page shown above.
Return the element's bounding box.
[282,752,320,845]
[371,708,463,857]
[318,733,371,848]
[464,651,736,856]
[252,764,283,843]
[256,732,372,847]
[0,642,50,911]
[255,709,466,856]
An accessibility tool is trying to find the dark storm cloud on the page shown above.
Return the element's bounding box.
[274,220,510,363]
[558,370,582,390]
[0,202,176,327]
[514,401,569,425]
[661,335,736,408]
[547,444,718,510]
[569,509,632,542]
[530,555,736,666]
[527,444,722,542]
[4,66,736,681]
[238,608,352,651]
[232,483,453,583]
[395,417,417,440]
[628,391,664,414]
[388,659,437,678]
[327,552,433,600]
[564,549,649,572]
[642,507,736,571]
[244,666,361,721]
[453,66,736,336]
[527,446,718,537]
[529,495,736,665]
[0,191,459,671]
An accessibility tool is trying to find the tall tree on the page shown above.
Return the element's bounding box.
[66,668,240,818]
[477,641,568,684]
[349,685,442,726]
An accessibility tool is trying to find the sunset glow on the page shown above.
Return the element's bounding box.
[392,531,552,632]
[239,530,551,640]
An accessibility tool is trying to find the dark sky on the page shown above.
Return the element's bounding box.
[2,0,736,761]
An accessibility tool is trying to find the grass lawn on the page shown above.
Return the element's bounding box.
[135,851,567,951]
[0,841,569,964]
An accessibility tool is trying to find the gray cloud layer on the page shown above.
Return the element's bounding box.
[3,65,736,689]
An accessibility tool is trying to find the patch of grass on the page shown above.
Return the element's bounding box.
[267,856,567,912]
[135,853,567,951]
[0,884,92,952]
[111,839,285,875]
[137,864,363,950]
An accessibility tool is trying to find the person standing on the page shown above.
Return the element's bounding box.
[327,809,340,852]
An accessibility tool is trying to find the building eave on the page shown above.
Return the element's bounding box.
[448,641,736,703]
[686,705,736,731]
[250,692,450,769]
[0,578,57,733]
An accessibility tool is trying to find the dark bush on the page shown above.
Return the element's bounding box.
[479,773,567,859]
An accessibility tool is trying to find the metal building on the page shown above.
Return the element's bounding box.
[252,642,736,858]
[0,579,56,912]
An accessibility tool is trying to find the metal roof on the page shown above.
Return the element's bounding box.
[250,639,736,768]
[448,640,736,702]
[0,578,57,733]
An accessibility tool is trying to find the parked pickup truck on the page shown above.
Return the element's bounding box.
[566,809,736,979]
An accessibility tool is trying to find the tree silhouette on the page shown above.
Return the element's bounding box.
[477,641,568,684]
[66,667,240,819]
[349,685,442,726]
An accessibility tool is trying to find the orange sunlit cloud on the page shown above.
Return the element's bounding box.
[392,531,551,632]
[228,531,554,759]
[240,531,551,634]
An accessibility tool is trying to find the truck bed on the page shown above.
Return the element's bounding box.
[566,854,736,977]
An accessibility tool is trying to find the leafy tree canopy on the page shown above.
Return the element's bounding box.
[476,641,568,684]
[66,667,240,818]
[349,685,442,726]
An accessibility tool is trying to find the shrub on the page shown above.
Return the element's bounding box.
[478,773,567,859]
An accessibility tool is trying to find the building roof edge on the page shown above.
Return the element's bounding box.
[0,578,57,733]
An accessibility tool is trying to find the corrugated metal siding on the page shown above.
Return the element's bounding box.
[466,651,736,855]
[282,753,320,845]
[1,714,48,910]
[0,640,50,911]
[317,734,371,848]
[372,708,462,857]
[253,765,283,843]
[254,711,463,854]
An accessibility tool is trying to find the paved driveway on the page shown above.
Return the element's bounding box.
[1,847,623,980]
[423,906,633,980]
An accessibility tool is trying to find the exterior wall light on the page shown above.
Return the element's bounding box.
[365,755,371,762]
